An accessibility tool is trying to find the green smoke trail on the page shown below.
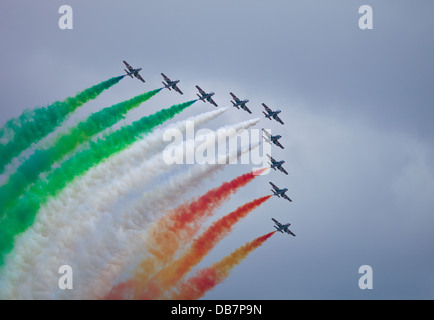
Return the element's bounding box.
[0,88,161,214]
[0,100,197,267]
[0,76,124,174]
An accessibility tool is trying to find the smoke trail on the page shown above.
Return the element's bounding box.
[0,109,228,299]
[0,88,161,214]
[111,195,272,300]
[0,100,197,267]
[0,76,124,174]
[107,167,267,299]
[0,118,259,299]
[70,140,260,299]
[170,231,276,300]
[64,119,260,300]
[147,195,273,299]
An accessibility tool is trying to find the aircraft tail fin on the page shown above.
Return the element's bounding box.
[263,111,271,119]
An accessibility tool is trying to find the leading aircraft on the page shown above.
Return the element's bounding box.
[262,129,284,149]
[161,73,183,95]
[267,154,288,175]
[262,103,284,125]
[272,218,296,237]
[196,85,218,107]
[123,60,145,83]
[230,92,252,114]
[269,182,292,202]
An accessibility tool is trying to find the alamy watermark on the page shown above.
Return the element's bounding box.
[58,5,73,30]
[58,265,73,290]
[162,121,272,175]
[358,265,373,290]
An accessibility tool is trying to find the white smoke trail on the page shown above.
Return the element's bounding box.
[0,109,228,300]
[69,119,260,299]
[0,116,259,299]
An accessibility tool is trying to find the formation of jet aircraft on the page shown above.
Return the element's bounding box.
[121,61,287,119]
[120,60,295,238]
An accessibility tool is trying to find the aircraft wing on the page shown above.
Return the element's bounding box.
[285,229,296,237]
[269,182,279,191]
[208,97,218,107]
[136,73,145,83]
[230,92,240,103]
[123,60,134,72]
[272,218,283,228]
[161,73,171,82]
[282,194,292,202]
[174,85,183,95]
[278,166,289,175]
[196,85,206,96]
[274,140,284,149]
[267,154,275,162]
[262,103,272,114]
[274,114,284,125]
[243,105,252,114]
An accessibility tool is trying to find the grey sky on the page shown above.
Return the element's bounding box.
[1,1,433,299]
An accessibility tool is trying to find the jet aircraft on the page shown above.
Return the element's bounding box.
[267,154,288,175]
[262,129,284,149]
[123,60,145,83]
[196,85,218,107]
[269,182,292,202]
[262,103,284,125]
[230,92,252,114]
[161,73,183,95]
[272,218,296,237]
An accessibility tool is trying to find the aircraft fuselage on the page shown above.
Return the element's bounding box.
[271,160,285,169]
[164,79,179,87]
[271,135,282,142]
[201,93,214,101]
[272,188,288,197]
[126,68,142,77]
[275,224,290,233]
[235,99,249,106]
[266,110,281,118]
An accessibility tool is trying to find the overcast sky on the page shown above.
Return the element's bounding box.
[1,0,433,299]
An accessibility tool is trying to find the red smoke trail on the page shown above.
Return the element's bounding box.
[146,195,273,299]
[104,168,266,299]
[170,231,276,300]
